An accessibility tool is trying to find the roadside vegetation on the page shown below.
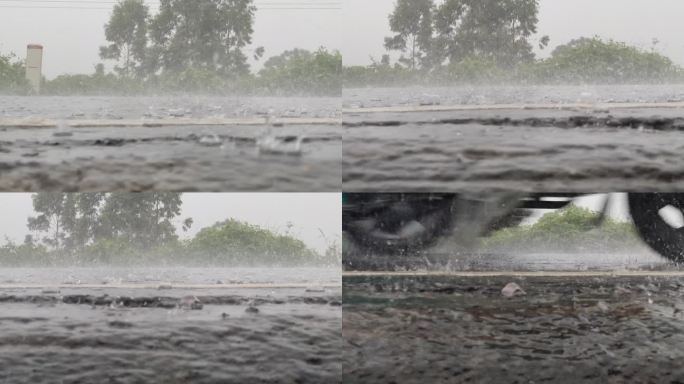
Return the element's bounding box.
[0,52,30,93]
[344,0,684,87]
[0,0,340,96]
[0,193,338,267]
[480,205,644,253]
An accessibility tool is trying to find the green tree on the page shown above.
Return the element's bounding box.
[258,48,342,95]
[99,0,150,77]
[0,52,30,94]
[70,193,106,250]
[433,0,544,68]
[27,193,72,249]
[27,193,106,252]
[149,0,257,77]
[97,192,184,249]
[535,37,681,83]
[188,219,318,265]
[384,0,435,70]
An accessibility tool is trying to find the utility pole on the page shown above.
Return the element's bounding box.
[25,44,43,94]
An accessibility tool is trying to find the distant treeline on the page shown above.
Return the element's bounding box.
[0,47,341,96]
[344,37,683,87]
[0,193,339,267]
[0,0,341,96]
[346,0,684,87]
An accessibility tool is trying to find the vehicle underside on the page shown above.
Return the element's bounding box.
[343,192,684,268]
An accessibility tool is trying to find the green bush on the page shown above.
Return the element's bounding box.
[532,37,682,84]
[257,48,341,96]
[187,219,324,266]
[37,49,341,96]
[0,220,331,267]
[434,55,507,84]
[343,64,419,88]
[0,53,30,94]
[0,240,50,266]
[146,68,251,94]
[481,205,643,253]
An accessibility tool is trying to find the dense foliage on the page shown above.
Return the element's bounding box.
[384,0,434,70]
[344,55,419,87]
[99,0,150,77]
[186,219,331,266]
[0,193,332,266]
[0,52,30,94]
[480,205,643,253]
[147,0,257,77]
[345,37,684,87]
[532,37,682,84]
[26,192,185,251]
[432,0,543,69]
[257,48,342,95]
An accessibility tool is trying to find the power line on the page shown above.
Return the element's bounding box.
[0,5,340,9]
[0,0,339,3]
[0,0,340,10]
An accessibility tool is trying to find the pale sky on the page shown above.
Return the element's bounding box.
[0,193,341,254]
[0,0,341,78]
[342,0,684,66]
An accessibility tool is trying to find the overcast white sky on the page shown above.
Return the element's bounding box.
[0,0,341,78]
[2,1,684,77]
[0,193,341,254]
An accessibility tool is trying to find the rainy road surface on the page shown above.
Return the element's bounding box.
[342,252,684,383]
[0,267,341,384]
[0,96,341,191]
[344,85,684,192]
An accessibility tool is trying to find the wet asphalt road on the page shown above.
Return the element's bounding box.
[0,288,342,384]
[0,268,341,384]
[0,124,341,191]
[343,272,684,384]
[343,107,684,193]
[0,96,341,191]
[343,85,684,192]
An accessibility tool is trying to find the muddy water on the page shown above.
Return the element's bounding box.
[343,274,684,383]
[0,96,341,191]
[0,268,341,383]
[343,85,684,192]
